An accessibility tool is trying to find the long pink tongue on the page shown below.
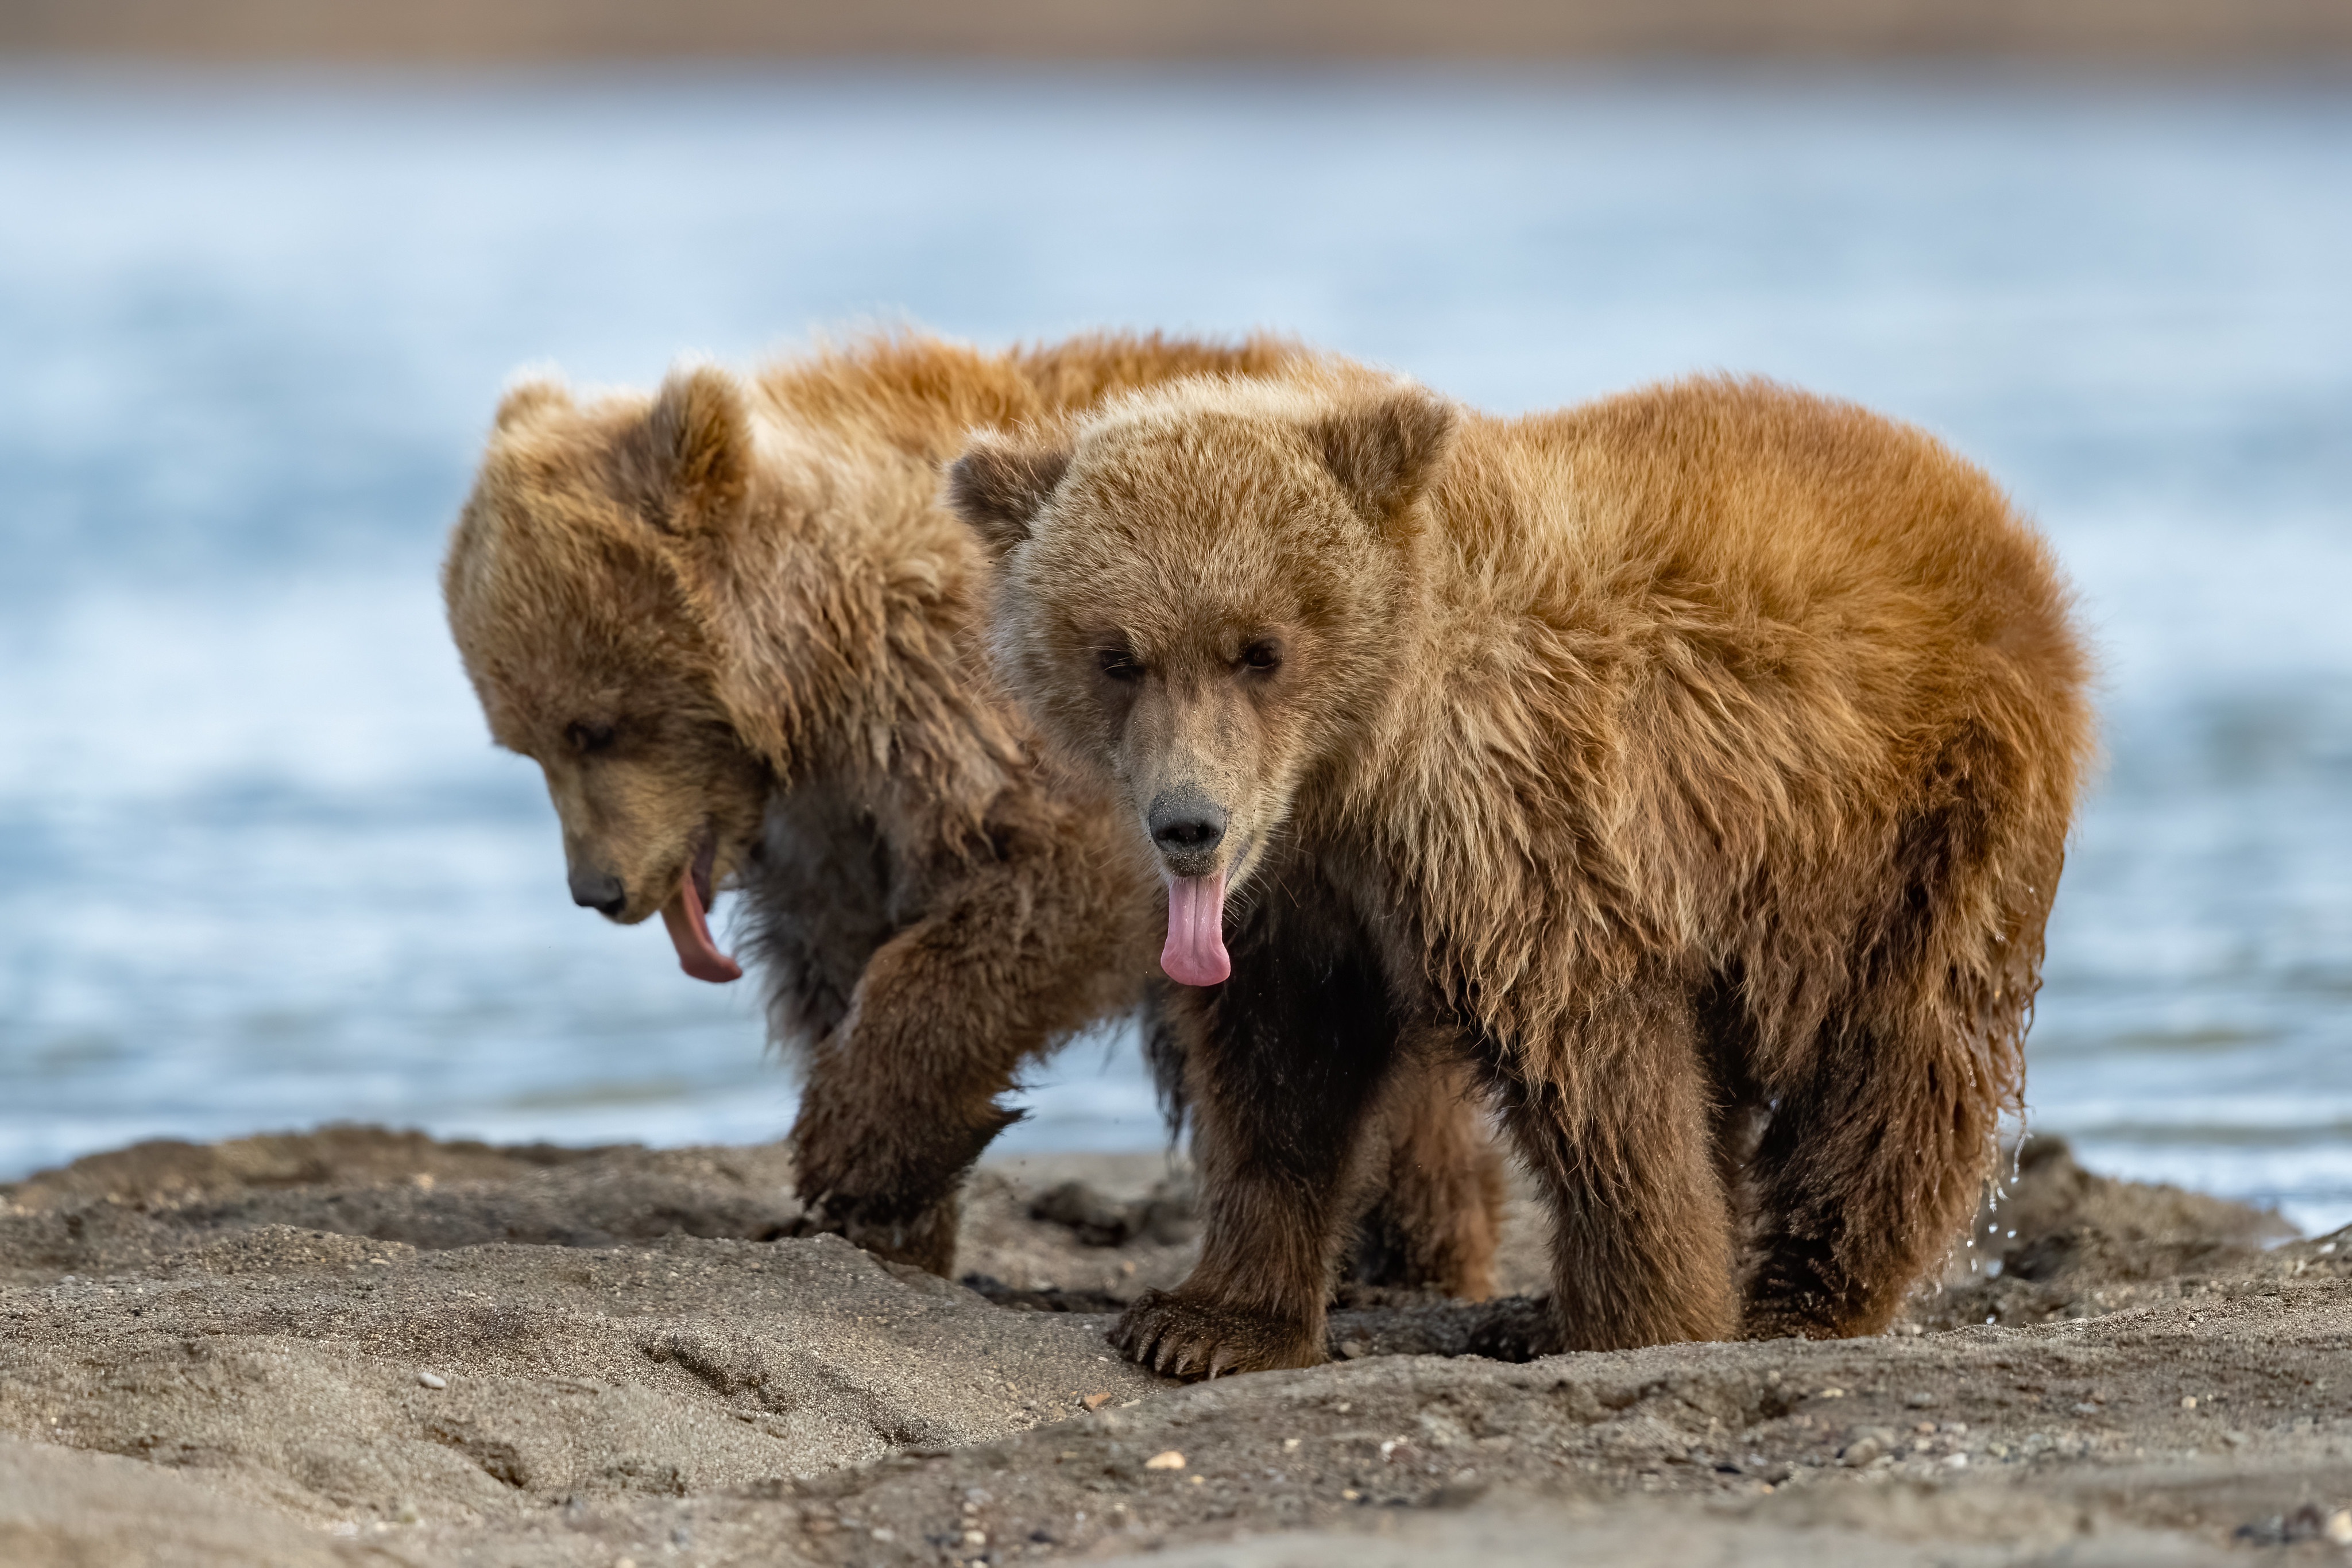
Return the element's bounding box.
[660,871,742,984]
[1161,871,1231,988]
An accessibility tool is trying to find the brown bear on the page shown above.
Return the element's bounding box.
[442,330,1506,1288]
[950,366,2095,1375]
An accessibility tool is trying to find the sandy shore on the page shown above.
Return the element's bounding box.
[5,1126,2350,1566]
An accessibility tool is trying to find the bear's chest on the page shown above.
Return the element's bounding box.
[1236,838,1440,1021]
[738,784,903,1049]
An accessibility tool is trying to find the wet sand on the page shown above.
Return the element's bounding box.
[5,1127,2350,1566]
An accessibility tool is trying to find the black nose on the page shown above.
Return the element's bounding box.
[568,865,626,916]
[1147,792,1227,857]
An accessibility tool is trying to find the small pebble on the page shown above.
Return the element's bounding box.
[1944,1452,1969,1469]
[1145,1450,1186,1470]
[1082,1391,1113,1411]
[2181,1395,2199,1410]
[1282,1437,1301,1450]
[1339,1339,1368,1360]
[416,1371,447,1390]
[2326,1510,2352,1546]
[962,1530,987,1548]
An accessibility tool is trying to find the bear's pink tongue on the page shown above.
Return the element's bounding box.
[1162,870,1231,988]
[660,871,742,984]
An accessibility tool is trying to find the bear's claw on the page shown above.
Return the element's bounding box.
[1112,1288,1323,1381]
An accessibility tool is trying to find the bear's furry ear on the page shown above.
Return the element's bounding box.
[946,439,1071,559]
[645,363,751,529]
[493,377,571,432]
[1311,385,1457,523]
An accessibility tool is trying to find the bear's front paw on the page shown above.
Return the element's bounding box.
[1112,1288,1323,1380]
[788,1197,960,1277]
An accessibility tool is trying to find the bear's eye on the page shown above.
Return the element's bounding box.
[566,721,618,756]
[1240,640,1283,675]
[1097,647,1145,683]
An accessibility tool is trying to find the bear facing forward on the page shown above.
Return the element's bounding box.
[951,368,2094,1375]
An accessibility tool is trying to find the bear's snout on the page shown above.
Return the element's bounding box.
[1147,789,1227,873]
[567,862,627,917]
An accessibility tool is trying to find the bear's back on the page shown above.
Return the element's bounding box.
[1434,375,2081,704]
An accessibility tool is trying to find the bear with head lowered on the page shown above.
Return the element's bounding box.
[951,364,2094,1374]
[443,331,1508,1288]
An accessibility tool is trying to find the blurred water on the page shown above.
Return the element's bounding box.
[1,68,2346,1225]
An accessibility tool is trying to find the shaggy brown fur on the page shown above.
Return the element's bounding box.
[442,331,1505,1283]
[952,367,2095,1375]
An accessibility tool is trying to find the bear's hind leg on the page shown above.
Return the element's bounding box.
[1740,762,2051,1339]
[1740,1005,2006,1340]
[1497,978,1740,1352]
[1347,1045,1504,1299]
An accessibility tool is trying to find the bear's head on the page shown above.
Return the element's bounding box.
[947,375,1456,987]
[442,365,776,984]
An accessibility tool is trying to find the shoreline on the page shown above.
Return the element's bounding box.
[3,1125,2346,1565]
[4,1,2351,65]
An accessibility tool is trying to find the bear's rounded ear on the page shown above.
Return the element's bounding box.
[946,438,1071,560]
[645,362,751,531]
[1310,385,1457,524]
[493,376,571,432]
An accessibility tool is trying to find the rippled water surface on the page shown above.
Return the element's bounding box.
[2,68,2346,1225]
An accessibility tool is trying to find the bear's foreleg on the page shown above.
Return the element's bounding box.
[1494,975,1740,1351]
[1113,924,1406,1379]
[790,854,1136,1275]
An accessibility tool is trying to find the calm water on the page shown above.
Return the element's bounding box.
[2,68,2347,1225]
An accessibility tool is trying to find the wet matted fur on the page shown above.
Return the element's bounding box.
[953,366,2095,1375]
[442,331,1506,1283]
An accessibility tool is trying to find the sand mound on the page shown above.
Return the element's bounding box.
[3,1128,2343,1566]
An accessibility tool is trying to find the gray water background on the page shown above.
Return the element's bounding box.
[2,68,2347,1226]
